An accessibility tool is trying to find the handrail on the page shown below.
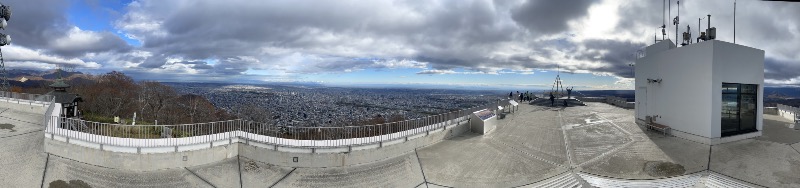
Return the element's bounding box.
[37,93,505,149]
[0,91,53,107]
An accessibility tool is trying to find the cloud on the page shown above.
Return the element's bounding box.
[1,0,130,69]
[417,69,456,75]
[48,27,131,58]
[1,0,799,87]
[511,0,599,35]
[4,46,101,68]
[109,0,800,85]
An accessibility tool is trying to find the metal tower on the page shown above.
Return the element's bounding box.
[1,48,8,91]
[0,3,11,92]
[550,65,565,98]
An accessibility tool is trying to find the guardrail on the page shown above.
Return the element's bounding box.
[43,97,503,151]
[0,91,54,107]
[777,104,799,123]
[606,96,635,109]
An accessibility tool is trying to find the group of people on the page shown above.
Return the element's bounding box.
[509,91,535,102]
[507,88,576,107]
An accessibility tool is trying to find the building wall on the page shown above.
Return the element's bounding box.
[636,40,714,138]
[711,41,765,137]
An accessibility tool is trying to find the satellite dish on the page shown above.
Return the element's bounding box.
[0,4,10,21]
[0,33,9,46]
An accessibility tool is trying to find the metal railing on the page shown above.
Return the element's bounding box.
[0,91,54,107]
[43,98,503,149]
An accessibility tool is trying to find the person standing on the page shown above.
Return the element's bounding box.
[549,92,555,107]
[566,87,573,99]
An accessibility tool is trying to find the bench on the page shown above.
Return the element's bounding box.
[643,116,671,136]
[647,122,671,136]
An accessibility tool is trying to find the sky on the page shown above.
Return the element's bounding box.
[1,0,799,90]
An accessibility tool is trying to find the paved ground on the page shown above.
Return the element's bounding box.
[757,114,800,144]
[4,99,800,187]
[0,103,48,188]
[274,154,425,188]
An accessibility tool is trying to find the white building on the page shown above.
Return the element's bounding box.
[635,39,764,145]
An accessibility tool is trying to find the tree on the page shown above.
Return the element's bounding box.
[140,81,177,124]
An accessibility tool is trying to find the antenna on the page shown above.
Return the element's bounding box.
[697,16,705,43]
[663,0,666,40]
[674,1,680,44]
[734,0,736,43]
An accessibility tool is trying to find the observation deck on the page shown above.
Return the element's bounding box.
[2,91,800,187]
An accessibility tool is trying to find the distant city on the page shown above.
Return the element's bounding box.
[168,83,506,127]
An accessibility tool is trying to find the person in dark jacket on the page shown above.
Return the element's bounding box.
[566,87,573,99]
[549,92,555,106]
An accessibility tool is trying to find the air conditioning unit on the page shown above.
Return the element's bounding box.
[707,27,716,40]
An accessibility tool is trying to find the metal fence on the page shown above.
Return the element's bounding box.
[0,91,54,107]
[44,98,503,148]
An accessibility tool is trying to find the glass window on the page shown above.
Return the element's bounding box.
[722,83,739,94]
[741,84,757,94]
[721,83,758,137]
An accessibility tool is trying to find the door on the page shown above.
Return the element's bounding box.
[721,83,758,137]
[637,87,647,120]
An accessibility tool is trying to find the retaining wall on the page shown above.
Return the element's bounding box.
[43,119,471,170]
[777,104,798,122]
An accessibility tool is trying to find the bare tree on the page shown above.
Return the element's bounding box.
[140,81,177,124]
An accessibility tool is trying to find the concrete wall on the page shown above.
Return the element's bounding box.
[0,99,48,114]
[577,97,606,103]
[44,138,238,171]
[606,96,635,109]
[636,40,765,143]
[711,41,765,137]
[778,104,799,122]
[44,118,472,170]
[636,40,714,138]
[240,121,470,168]
[764,107,778,115]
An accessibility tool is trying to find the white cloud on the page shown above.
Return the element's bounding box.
[4,45,102,69]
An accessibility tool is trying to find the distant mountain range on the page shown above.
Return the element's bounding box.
[3,69,91,88]
[3,68,800,100]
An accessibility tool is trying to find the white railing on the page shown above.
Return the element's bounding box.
[777,104,799,123]
[43,97,504,153]
[0,91,53,107]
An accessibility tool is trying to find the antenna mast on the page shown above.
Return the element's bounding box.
[674,1,680,43]
[551,65,565,98]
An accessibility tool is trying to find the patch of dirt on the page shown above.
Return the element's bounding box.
[644,161,685,177]
[49,180,91,188]
[0,123,15,132]
[243,160,261,173]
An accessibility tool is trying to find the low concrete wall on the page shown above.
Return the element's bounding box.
[1,100,47,114]
[44,138,238,171]
[606,96,635,109]
[764,107,778,115]
[577,97,606,102]
[43,119,472,170]
[778,106,798,122]
[240,120,471,168]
